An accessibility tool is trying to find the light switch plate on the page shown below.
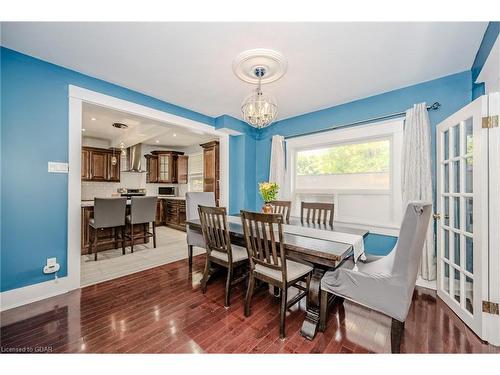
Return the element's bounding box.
[48,162,69,173]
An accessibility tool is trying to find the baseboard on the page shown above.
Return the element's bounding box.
[0,276,77,312]
[416,277,437,291]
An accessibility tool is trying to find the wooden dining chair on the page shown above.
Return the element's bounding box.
[240,210,313,338]
[269,200,292,222]
[301,202,335,226]
[198,205,249,307]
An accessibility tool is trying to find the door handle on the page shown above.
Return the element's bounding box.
[433,213,441,220]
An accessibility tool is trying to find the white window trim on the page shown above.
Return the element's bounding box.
[286,118,404,234]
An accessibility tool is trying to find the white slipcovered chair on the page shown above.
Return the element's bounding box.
[185,192,216,270]
[319,201,432,353]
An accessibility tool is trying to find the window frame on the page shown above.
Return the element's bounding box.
[286,118,404,234]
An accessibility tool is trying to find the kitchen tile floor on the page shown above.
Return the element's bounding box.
[81,226,204,287]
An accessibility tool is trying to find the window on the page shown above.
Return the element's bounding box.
[296,139,391,190]
[287,119,403,232]
[188,153,204,192]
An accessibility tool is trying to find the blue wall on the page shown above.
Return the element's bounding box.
[0,47,255,292]
[471,22,499,99]
[215,115,257,214]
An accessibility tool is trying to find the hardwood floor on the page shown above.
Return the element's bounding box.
[1,254,498,354]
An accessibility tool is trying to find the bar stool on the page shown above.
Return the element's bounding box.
[89,198,127,261]
[126,196,158,253]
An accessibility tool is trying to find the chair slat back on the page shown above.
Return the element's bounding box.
[301,202,334,226]
[269,200,292,222]
[198,205,233,262]
[240,211,286,275]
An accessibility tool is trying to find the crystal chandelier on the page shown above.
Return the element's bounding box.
[241,67,278,129]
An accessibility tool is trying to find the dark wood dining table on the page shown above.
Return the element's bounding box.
[186,215,369,340]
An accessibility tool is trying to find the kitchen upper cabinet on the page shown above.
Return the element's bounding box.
[158,152,174,183]
[177,155,189,184]
[145,155,158,183]
[81,147,120,182]
[146,151,186,184]
[89,150,108,181]
[81,149,90,180]
[200,140,219,205]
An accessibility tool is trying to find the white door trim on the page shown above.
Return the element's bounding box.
[1,85,229,311]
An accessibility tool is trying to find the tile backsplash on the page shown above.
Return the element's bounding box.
[81,172,188,200]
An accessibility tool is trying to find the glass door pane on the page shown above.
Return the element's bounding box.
[439,118,474,312]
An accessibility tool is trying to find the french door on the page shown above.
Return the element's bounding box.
[436,93,499,343]
[436,96,484,336]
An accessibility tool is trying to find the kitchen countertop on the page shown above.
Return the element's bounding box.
[81,196,185,207]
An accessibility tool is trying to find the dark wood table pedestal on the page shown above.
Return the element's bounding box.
[300,267,326,340]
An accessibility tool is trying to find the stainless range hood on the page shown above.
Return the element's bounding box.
[123,144,146,173]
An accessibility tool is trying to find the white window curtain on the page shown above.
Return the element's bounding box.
[402,103,436,281]
[269,135,289,199]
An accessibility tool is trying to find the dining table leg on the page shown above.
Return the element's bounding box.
[300,267,325,340]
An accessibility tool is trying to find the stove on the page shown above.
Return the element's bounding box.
[117,188,146,199]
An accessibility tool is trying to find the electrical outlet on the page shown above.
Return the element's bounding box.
[47,257,57,267]
[43,258,60,274]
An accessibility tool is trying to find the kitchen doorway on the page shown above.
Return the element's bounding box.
[67,86,230,290]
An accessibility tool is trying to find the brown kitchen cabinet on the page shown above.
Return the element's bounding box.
[81,149,90,180]
[200,140,220,205]
[145,151,187,184]
[155,199,165,226]
[145,154,159,183]
[163,199,186,231]
[81,146,121,182]
[89,149,108,180]
[157,152,174,183]
[177,155,189,184]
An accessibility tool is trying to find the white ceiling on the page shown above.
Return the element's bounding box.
[1,22,488,121]
[82,102,215,148]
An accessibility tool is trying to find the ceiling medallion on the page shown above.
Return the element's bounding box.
[233,49,287,129]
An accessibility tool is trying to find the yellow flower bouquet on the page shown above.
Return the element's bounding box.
[258,182,279,203]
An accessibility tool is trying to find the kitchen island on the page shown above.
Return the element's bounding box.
[81,197,187,255]
[81,200,149,255]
